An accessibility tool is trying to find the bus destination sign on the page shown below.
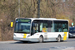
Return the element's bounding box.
[16,19,31,22]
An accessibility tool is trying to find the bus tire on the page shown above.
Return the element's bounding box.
[39,36,43,43]
[57,36,61,42]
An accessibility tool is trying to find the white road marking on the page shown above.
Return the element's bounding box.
[49,46,75,50]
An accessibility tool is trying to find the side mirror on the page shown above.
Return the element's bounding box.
[11,22,13,27]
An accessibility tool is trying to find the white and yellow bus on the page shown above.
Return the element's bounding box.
[13,18,68,42]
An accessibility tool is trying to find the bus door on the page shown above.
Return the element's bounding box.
[31,21,39,35]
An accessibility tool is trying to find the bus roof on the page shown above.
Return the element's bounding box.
[29,18,68,21]
[29,18,56,20]
[16,18,68,21]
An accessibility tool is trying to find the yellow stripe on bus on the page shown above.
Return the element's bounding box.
[63,32,67,40]
[23,34,27,38]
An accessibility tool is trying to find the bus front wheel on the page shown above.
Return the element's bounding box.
[39,36,43,43]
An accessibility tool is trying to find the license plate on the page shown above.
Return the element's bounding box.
[20,39,23,40]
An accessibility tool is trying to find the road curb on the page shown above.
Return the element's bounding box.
[0,41,17,43]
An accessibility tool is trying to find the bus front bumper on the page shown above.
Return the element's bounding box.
[13,37,39,42]
[13,37,29,41]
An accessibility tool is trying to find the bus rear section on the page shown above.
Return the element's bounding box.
[53,20,68,41]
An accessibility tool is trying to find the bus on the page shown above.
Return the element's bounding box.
[13,18,68,43]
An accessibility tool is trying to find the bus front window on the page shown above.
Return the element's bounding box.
[14,23,31,33]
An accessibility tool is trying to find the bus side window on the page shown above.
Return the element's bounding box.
[54,23,58,32]
[35,24,38,33]
[63,23,68,32]
[54,21,68,32]
[47,21,52,32]
[42,25,47,32]
[54,21,63,32]
[40,23,43,32]
[58,23,62,32]
[42,20,52,32]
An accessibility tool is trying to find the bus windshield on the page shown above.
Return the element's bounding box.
[14,22,31,33]
[14,19,31,33]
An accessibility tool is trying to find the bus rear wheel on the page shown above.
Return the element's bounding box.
[57,36,61,42]
[39,36,43,43]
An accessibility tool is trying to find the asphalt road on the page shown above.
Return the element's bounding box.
[0,38,75,50]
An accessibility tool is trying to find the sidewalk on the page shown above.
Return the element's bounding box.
[0,41,17,43]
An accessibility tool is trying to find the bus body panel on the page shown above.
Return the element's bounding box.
[13,32,68,42]
[29,32,68,42]
[47,32,63,41]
